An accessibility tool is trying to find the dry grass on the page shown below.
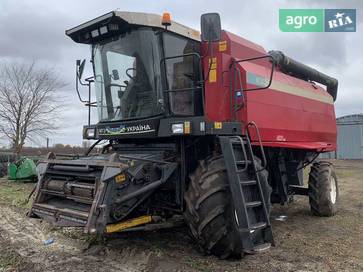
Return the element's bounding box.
[0,160,362,271]
[0,179,34,208]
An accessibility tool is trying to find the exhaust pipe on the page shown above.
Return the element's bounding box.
[269,50,338,101]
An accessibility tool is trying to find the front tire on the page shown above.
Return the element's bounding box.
[308,161,338,216]
[183,155,270,259]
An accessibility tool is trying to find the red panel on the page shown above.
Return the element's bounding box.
[202,30,337,152]
[241,62,336,149]
[203,52,232,121]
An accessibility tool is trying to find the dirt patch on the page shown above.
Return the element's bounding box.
[0,203,155,272]
[0,160,362,272]
[0,235,35,272]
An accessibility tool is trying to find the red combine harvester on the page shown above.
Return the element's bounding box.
[29,12,338,258]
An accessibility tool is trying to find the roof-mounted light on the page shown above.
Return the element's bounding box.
[91,29,99,38]
[99,26,108,35]
[66,11,201,44]
[162,12,171,28]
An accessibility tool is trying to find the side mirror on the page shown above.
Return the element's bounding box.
[200,13,221,42]
[76,59,86,79]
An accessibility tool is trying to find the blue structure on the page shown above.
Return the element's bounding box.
[321,114,363,159]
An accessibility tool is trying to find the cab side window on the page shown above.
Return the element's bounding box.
[163,33,202,116]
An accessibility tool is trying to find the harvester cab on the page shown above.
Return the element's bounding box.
[29,11,339,259]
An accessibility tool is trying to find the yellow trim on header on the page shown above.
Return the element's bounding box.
[106,215,152,233]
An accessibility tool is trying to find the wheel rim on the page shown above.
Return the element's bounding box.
[330,176,337,204]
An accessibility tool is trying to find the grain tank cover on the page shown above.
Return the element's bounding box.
[66,11,201,44]
[269,50,338,101]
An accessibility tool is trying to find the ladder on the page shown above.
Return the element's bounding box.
[219,135,274,252]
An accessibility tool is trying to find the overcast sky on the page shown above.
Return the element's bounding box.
[0,0,362,146]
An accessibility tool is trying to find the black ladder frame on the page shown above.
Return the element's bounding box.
[219,134,274,251]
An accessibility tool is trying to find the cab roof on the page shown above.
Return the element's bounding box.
[66,11,201,44]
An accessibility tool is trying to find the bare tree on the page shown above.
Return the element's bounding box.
[0,62,65,154]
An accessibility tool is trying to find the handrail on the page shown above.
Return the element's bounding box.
[246,121,267,171]
[160,52,204,116]
[162,86,203,93]
[234,65,245,112]
[230,55,276,92]
[76,64,95,125]
[234,136,249,172]
[228,54,276,121]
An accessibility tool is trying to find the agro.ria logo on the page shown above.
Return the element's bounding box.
[279,9,356,32]
[325,9,356,32]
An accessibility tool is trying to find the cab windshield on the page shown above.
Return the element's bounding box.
[93,28,163,122]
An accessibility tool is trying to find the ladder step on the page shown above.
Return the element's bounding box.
[246,201,262,208]
[235,160,251,165]
[250,222,267,230]
[244,243,271,254]
[231,140,246,145]
[240,180,257,186]
[253,243,271,253]
[239,222,267,233]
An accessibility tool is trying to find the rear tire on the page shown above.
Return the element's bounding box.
[308,161,338,216]
[183,155,270,259]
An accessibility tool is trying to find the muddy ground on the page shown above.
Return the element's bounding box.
[0,159,362,272]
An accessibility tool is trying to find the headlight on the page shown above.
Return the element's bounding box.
[91,29,99,38]
[84,127,96,139]
[86,129,95,138]
[171,123,184,134]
